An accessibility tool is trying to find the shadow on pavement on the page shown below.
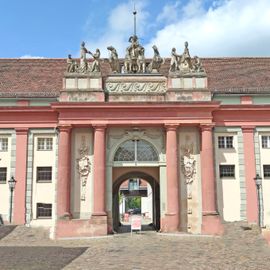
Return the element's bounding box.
[0,246,87,270]
[0,226,17,240]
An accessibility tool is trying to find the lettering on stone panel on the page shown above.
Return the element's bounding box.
[77,136,91,201]
[181,136,196,200]
[106,82,166,94]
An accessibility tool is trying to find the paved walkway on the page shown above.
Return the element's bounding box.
[0,222,270,269]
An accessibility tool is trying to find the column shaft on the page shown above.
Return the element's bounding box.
[201,126,217,215]
[164,124,179,231]
[57,126,72,219]
[93,125,106,215]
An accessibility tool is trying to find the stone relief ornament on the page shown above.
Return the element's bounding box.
[148,45,164,73]
[107,46,120,73]
[66,42,101,74]
[106,81,166,94]
[169,41,205,74]
[76,136,91,201]
[181,141,196,199]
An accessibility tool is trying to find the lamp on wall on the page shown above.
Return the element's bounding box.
[254,174,264,228]
[8,176,16,223]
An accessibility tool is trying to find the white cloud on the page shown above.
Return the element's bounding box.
[20,55,44,59]
[146,0,270,57]
[157,1,181,24]
[83,0,149,58]
[82,0,270,58]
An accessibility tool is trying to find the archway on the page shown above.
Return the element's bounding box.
[112,171,160,233]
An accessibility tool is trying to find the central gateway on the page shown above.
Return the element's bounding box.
[54,22,223,238]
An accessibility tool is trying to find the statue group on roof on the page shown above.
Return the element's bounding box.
[66,40,205,75]
[169,42,205,74]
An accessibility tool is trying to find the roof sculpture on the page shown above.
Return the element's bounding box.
[66,39,205,76]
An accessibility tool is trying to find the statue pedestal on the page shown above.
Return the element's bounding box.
[166,72,211,102]
[60,73,104,102]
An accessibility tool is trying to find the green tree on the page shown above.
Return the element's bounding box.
[126,196,141,210]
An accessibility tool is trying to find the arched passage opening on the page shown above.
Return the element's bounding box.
[112,171,160,233]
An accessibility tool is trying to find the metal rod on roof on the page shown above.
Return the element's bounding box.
[133,0,137,36]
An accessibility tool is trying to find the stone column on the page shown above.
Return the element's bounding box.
[13,128,28,224]
[163,124,179,232]
[200,125,223,235]
[93,125,106,216]
[57,126,72,219]
[242,126,258,223]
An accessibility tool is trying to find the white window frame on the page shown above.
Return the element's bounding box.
[36,166,52,183]
[262,136,270,149]
[37,137,53,151]
[263,165,270,178]
[219,164,235,178]
[218,136,234,149]
[36,203,52,219]
[0,138,8,152]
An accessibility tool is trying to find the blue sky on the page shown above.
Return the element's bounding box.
[1,0,270,58]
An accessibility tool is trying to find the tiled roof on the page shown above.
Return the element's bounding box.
[0,58,270,97]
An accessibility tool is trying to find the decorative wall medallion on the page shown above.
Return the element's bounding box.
[181,137,196,200]
[77,136,91,201]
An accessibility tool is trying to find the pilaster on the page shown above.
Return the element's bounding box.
[13,128,28,224]
[242,126,258,223]
[200,125,223,235]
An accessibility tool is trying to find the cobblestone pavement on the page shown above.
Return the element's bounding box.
[0,222,270,270]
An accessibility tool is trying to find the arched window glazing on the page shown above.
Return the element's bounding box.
[114,140,158,162]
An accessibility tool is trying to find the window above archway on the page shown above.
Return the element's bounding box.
[114,140,159,162]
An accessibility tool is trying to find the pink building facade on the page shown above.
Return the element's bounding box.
[0,41,270,239]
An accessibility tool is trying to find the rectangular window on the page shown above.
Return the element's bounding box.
[129,179,139,191]
[220,165,235,178]
[262,136,270,149]
[37,138,53,151]
[263,165,270,178]
[0,167,7,183]
[37,203,52,218]
[218,136,234,149]
[0,138,8,152]
[36,167,52,182]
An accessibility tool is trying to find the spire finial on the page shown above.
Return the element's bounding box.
[133,0,137,37]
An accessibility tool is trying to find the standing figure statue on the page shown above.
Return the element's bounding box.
[124,48,132,73]
[89,49,101,73]
[80,41,91,73]
[148,45,164,73]
[137,46,146,73]
[66,54,78,73]
[180,41,192,72]
[169,48,181,72]
[124,35,146,73]
[127,35,139,59]
[107,46,120,73]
